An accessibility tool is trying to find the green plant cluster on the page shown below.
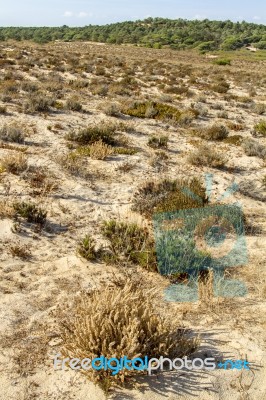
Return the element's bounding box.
[101,220,157,271]
[66,124,118,145]
[13,201,47,225]
[132,178,208,218]
[123,101,198,123]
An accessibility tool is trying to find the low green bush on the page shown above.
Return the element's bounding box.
[13,201,47,225]
[132,177,208,218]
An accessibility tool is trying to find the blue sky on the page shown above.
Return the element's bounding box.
[0,0,265,26]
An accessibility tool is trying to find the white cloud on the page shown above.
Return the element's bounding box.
[77,12,88,18]
[253,16,261,20]
[63,11,73,17]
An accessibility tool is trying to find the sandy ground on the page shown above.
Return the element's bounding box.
[0,41,265,399]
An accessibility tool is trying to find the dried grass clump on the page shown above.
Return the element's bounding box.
[252,103,265,115]
[89,140,113,160]
[148,135,168,149]
[22,166,57,195]
[0,124,25,143]
[70,79,89,89]
[0,153,28,174]
[0,201,15,219]
[238,180,266,202]
[178,111,196,126]
[188,145,227,168]
[149,150,169,171]
[227,122,244,131]
[21,81,39,93]
[91,84,109,96]
[66,97,83,112]
[23,93,56,113]
[222,135,243,146]
[102,102,120,117]
[211,80,230,94]
[57,153,90,178]
[9,242,31,259]
[66,123,118,146]
[217,111,228,119]
[59,279,198,392]
[132,177,208,218]
[242,138,266,159]
[197,124,229,141]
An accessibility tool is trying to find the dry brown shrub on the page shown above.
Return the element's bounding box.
[196,125,229,141]
[57,152,90,178]
[0,200,15,218]
[0,153,28,174]
[0,123,25,143]
[89,140,113,160]
[8,242,31,259]
[22,166,57,196]
[188,145,227,168]
[59,279,198,392]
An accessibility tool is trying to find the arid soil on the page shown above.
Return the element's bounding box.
[0,41,265,399]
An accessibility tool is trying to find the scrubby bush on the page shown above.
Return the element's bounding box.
[252,103,265,115]
[132,177,208,218]
[0,153,28,174]
[102,102,120,117]
[196,124,229,141]
[254,120,266,137]
[59,279,198,391]
[193,103,208,117]
[122,101,198,123]
[242,138,266,159]
[211,81,230,94]
[227,122,244,131]
[22,166,57,195]
[0,124,25,143]
[101,220,157,270]
[89,140,113,160]
[21,81,39,92]
[217,111,228,119]
[222,135,243,146]
[70,79,89,89]
[57,152,90,178]
[66,123,118,146]
[66,97,82,112]
[148,135,168,149]
[9,242,31,259]
[23,93,56,113]
[238,180,266,202]
[13,201,47,225]
[188,145,227,168]
[77,235,99,261]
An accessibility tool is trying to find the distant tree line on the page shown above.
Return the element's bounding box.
[0,18,265,50]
